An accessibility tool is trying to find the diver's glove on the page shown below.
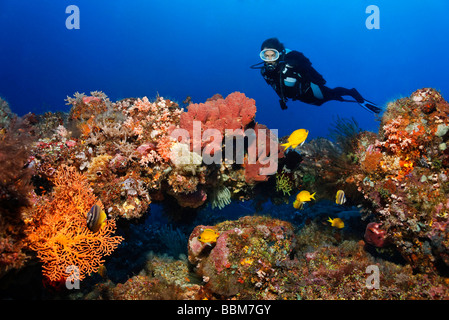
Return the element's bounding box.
[279,99,288,110]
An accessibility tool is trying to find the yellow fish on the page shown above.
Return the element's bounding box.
[281,129,309,151]
[328,217,344,229]
[86,204,107,233]
[296,190,316,202]
[293,200,304,210]
[293,190,315,210]
[198,229,220,244]
[97,264,107,279]
[335,190,346,205]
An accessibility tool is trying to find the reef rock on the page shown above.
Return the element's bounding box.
[353,88,449,273]
[188,216,297,297]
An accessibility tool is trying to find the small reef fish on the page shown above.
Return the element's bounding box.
[198,229,220,244]
[335,190,346,205]
[296,190,315,202]
[293,190,316,210]
[97,264,107,279]
[293,200,304,210]
[86,204,107,233]
[281,129,309,151]
[328,217,345,229]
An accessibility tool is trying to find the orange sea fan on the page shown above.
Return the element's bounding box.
[25,165,123,282]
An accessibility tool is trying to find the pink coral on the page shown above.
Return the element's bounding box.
[119,96,182,141]
[136,143,156,155]
[82,96,101,105]
[243,123,282,183]
[137,143,162,165]
[178,92,257,151]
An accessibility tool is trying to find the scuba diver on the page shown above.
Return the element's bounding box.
[251,38,381,113]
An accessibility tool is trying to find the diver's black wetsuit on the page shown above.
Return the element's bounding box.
[261,50,377,111]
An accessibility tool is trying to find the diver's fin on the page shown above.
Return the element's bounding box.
[358,99,381,114]
[348,88,381,114]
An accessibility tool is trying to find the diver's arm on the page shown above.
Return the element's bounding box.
[285,51,326,86]
[277,70,289,110]
[279,98,288,110]
[271,84,288,110]
[261,68,289,110]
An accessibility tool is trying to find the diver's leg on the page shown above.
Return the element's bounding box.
[323,87,357,101]
[321,86,366,102]
[314,86,348,104]
[321,86,381,113]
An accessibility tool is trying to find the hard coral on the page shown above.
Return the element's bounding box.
[25,165,123,282]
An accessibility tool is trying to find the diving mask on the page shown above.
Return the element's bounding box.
[260,48,280,62]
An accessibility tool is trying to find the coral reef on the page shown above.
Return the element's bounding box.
[28,91,276,220]
[93,216,449,300]
[188,216,297,298]
[0,110,35,278]
[0,90,284,291]
[348,88,449,273]
[89,255,202,300]
[0,96,14,129]
[298,88,449,274]
[4,87,449,300]
[281,89,449,276]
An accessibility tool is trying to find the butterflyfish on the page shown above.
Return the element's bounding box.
[327,217,345,229]
[198,229,220,244]
[280,129,309,151]
[86,204,107,233]
[336,190,346,205]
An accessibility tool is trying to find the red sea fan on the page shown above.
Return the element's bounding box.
[223,92,257,127]
[243,123,281,183]
[179,92,257,151]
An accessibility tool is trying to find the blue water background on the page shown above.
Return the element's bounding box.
[1,0,448,140]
